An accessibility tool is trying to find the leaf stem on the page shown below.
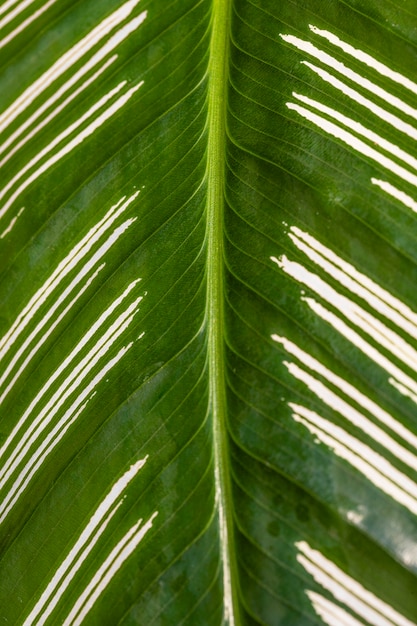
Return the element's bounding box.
[206,0,239,624]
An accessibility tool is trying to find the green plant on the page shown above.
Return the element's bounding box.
[0,0,416,624]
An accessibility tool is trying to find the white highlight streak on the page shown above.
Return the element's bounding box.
[0,0,142,132]
[0,218,136,405]
[0,207,24,239]
[280,34,417,120]
[0,57,117,166]
[307,592,364,626]
[0,288,143,493]
[292,92,417,172]
[0,0,57,50]
[286,226,417,334]
[23,458,148,626]
[0,0,41,31]
[297,540,415,626]
[309,25,417,95]
[0,342,134,525]
[271,334,417,462]
[306,297,417,400]
[215,469,235,626]
[302,61,417,142]
[286,102,417,189]
[286,363,417,489]
[0,191,138,397]
[272,255,417,375]
[291,403,417,516]
[372,178,417,213]
[0,279,140,467]
[0,81,143,219]
[0,10,147,163]
[62,512,158,626]
[0,0,22,18]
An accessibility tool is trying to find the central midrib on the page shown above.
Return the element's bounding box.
[206,0,239,624]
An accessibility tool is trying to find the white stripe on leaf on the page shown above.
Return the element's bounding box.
[0,0,144,133]
[283,25,417,219]
[371,179,417,213]
[286,226,417,333]
[0,284,145,525]
[0,276,141,466]
[291,403,417,516]
[0,206,24,239]
[0,0,47,32]
[305,297,417,402]
[297,540,416,626]
[0,0,58,50]
[308,25,417,95]
[302,61,417,143]
[291,92,417,172]
[0,81,144,220]
[62,512,158,626]
[0,191,139,405]
[305,592,364,626]
[285,102,417,190]
[0,56,117,168]
[271,238,417,402]
[271,335,417,467]
[271,256,417,376]
[0,11,147,164]
[280,34,417,121]
[22,458,149,626]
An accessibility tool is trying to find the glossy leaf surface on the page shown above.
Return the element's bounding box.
[0,0,416,624]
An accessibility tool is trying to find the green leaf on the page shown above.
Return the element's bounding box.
[0,0,417,624]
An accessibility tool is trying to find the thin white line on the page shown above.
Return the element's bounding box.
[0,264,105,403]
[0,191,138,362]
[0,82,143,219]
[0,207,24,239]
[292,92,417,171]
[280,34,417,120]
[0,57,117,166]
[297,540,416,626]
[390,378,417,404]
[291,404,417,516]
[23,458,148,626]
[305,297,417,400]
[0,340,137,525]
[286,102,417,189]
[62,512,158,626]
[306,591,364,626]
[0,10,147,162]
[309,25,417,95]
[29,502,123,626]
[0,0,40,30]
[0,276,140,462]
[285,361,417,479]
[0,293,143,490]
[273,255,417,372]
[215,467,235,626]
[0,80,125,208]
[286,227,417,329]
[0,0,142,131]
[0,0,57,50]
[302,62,417,142]
[271,334,417,456]
[0,219,136,405]
[0,0,22,19]
[372,178,417,213]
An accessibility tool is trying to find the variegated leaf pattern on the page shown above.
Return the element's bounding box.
[0,0,416,625]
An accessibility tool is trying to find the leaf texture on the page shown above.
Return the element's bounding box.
[0,0,417,624]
